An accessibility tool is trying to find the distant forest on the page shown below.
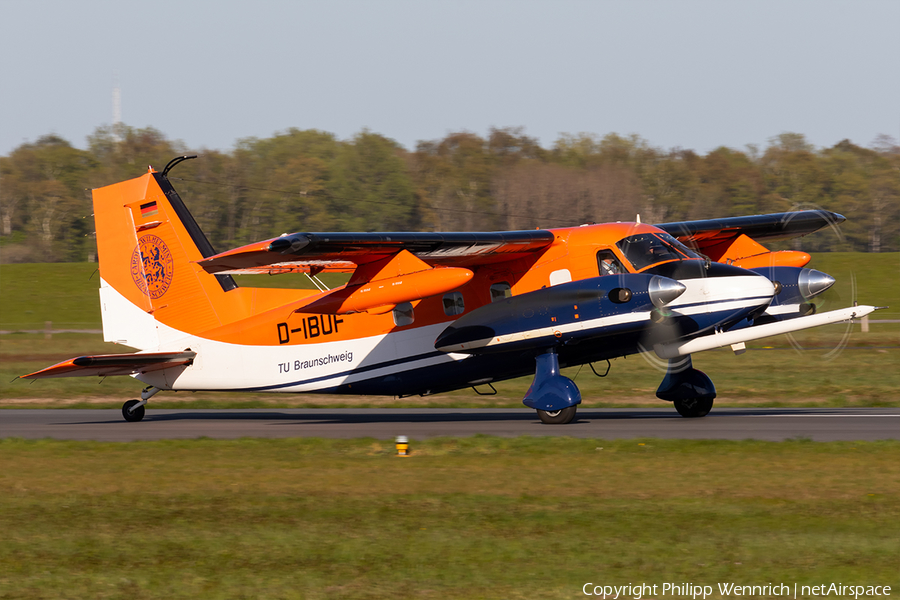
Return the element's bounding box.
[1,125,898,263]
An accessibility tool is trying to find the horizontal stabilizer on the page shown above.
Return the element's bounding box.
[20,351,196,380]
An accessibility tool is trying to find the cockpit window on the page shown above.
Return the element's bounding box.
[657,233,702,260]
[597,250,625,276]
[616,232,701,271]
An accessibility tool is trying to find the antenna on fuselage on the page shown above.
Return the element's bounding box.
[636,214,641,224]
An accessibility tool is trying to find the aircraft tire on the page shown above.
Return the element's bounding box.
[537,406,577,424]
[673,397,713,418]
[122,400,145,422]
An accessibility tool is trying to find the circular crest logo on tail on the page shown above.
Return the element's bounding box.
[131,235,174,298]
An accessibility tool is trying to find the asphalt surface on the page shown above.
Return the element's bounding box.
[2,407,899,442]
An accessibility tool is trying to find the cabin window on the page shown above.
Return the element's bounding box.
[442,292,465,316]
[392,302,415,326]
[490,282,512,303]
[597,250,625,276]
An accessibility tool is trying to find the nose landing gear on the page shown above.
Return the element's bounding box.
[673,396,714,418]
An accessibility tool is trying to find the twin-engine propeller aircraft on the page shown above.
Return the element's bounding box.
[22,156,881,423]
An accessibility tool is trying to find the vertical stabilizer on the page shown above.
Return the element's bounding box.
[94,169,239,349]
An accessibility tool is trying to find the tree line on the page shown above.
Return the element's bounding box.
[1,125,898,263]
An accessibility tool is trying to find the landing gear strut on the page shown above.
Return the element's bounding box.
[121,386,161,422]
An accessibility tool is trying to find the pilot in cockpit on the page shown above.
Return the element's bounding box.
[615,232,701,271]
[597,250,624,275]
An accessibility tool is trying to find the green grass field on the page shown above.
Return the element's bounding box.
[2,437,898,599]
[1,254,898,408]
[0,263,350,331]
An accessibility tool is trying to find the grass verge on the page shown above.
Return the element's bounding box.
[1,437,898,599]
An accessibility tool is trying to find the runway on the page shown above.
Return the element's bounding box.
[2,407,899,442]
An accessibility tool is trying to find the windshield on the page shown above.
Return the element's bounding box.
[657,232,702,259]
[616,232,701,271]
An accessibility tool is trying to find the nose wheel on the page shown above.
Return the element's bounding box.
[673,397,713,418]
[657,356,716,418]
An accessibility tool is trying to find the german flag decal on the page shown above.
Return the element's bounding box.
[140,201,158,218]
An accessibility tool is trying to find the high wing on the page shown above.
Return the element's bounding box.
[656,210,845,268]
[657,210,844,248]
[20,351,196,379]
[196,230,556,275]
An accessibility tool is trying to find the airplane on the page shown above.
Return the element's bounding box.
[21,155,881,424]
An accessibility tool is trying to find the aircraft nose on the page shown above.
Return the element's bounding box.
[649,276,687,307]
[799,269,835,298]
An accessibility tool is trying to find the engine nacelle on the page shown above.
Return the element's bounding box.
[750,266,835,314]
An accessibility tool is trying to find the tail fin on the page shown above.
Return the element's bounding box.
[94,168,239,349]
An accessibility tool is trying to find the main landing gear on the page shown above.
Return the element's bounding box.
[521,350,717,423]
[537,406,578,425]
[121,386,162,422]
[524,349,581,425]
[656,355,716,418]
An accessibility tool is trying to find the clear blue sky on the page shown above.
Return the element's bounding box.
[3,0,898,156]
